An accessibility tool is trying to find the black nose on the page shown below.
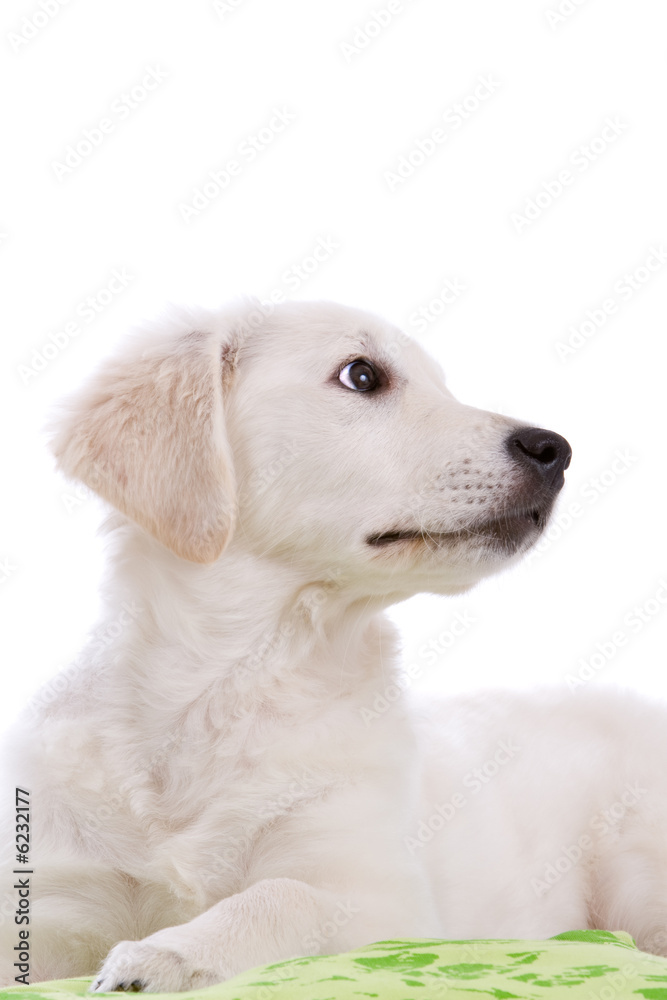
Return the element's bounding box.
[506,427,572,492]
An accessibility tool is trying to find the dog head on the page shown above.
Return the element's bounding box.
[51,299,570,598]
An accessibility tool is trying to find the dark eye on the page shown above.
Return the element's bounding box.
[339,359,379,392]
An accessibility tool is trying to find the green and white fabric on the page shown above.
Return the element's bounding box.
[3,930,667,999]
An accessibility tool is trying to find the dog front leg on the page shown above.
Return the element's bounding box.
[91,877,362,993]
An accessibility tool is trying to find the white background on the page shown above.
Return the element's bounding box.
[1,0,666,731]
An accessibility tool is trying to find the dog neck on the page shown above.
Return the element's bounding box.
[58,519,403,724]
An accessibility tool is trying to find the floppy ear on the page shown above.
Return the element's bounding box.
[50,321,237,563]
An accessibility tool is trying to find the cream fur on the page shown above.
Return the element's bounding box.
[1,299,665,992]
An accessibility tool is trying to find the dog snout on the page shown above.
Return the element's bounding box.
[506,427,572,493]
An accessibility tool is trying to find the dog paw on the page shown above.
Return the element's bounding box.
[90,939,221,993]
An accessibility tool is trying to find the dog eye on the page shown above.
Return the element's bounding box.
[338,360,379,392]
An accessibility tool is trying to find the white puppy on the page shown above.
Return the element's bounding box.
[1,300,664,992]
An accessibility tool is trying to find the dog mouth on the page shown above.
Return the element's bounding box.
[366,508,546,551]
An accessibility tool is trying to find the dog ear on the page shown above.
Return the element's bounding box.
[50,321,238,563]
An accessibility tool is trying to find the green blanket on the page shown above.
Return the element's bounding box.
[3,931,667,999]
